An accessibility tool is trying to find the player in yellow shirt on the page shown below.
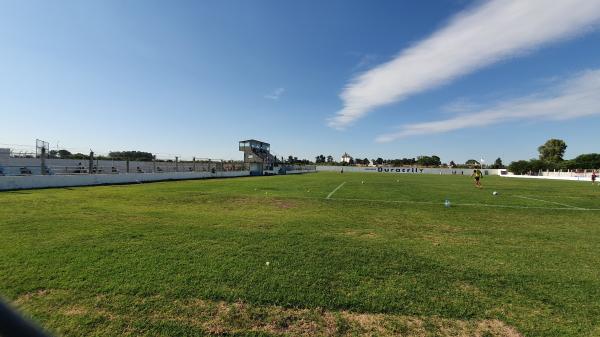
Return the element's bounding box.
[471,169,483,188]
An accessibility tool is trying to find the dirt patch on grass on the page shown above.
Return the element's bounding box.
[63,305,89,316]
[220,197,298,210]
[422,233,472,246]
[456,281,485,297]
[13,289,52,305]
[343,230,379,239]
[154,298,522,337]
[271,199,297,209]
[11,292,522,337]
[220,197,256,210]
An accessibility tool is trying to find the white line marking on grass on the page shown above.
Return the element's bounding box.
[326,182,346,199]
[319,196,600,211]
[276,195,600,211]
[514,195,583,209]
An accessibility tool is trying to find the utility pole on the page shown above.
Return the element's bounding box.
[89,150,94,174]
[40,147,47,175]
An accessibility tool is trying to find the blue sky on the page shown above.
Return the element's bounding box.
[1,0,600,163]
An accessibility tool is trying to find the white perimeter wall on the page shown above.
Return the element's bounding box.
[0,171,250,191]
[284,170,317,175]
[316,166,502,175]
[500,174,595,182]
[540,171,596,178]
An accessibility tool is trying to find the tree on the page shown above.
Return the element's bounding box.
[449,160,456,167]
[417,155,441,167]
[375,157,384,165]
[538,139,567,162]
[71,153,89,160]
[572,153,600,169]
[326,155,334,163]
[465,159,479,167]
[492,157,504,169]
[363,158,370,166]
[508,160,531,175]
[528,159,547,173]
[315,154,326,163]
[109,151,154,161]
[58,149,73,159]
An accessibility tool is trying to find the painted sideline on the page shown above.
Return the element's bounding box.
[513,195,583,209]
[285,195,600,211]
[326,182,347,199]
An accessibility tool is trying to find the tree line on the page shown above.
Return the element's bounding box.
[44,139,597,172]
[315,154,505,169]
[508,139,599,174]
[48,150,156,161]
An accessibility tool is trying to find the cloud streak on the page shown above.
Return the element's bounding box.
[375,69,600,142]
[264,87,285,100]
[329,0,600,129]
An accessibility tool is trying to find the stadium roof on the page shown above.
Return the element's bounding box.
[239,139,269,145]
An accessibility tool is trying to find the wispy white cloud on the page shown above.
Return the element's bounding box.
[351,53,379,72]
[264,87,285,100]
[375,69,600,142]
[329,0,600,129]
[441,97,482,114]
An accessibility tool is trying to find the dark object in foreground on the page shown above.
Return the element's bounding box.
[0,300,50,337]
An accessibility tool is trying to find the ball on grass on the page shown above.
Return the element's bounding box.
[265,261,270,266]
[493,191,498,196]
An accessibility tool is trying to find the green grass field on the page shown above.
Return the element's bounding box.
[1,172,599,336]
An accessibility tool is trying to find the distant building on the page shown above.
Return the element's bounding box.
[340,152,352,163]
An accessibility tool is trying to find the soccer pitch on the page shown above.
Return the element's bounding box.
[1,172,599,337]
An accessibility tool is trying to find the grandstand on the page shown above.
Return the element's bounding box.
[0,140,316,190]
[239,139,275,175]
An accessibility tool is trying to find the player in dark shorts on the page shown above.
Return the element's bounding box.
[471,169,483,188]
[592,171,597,185]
